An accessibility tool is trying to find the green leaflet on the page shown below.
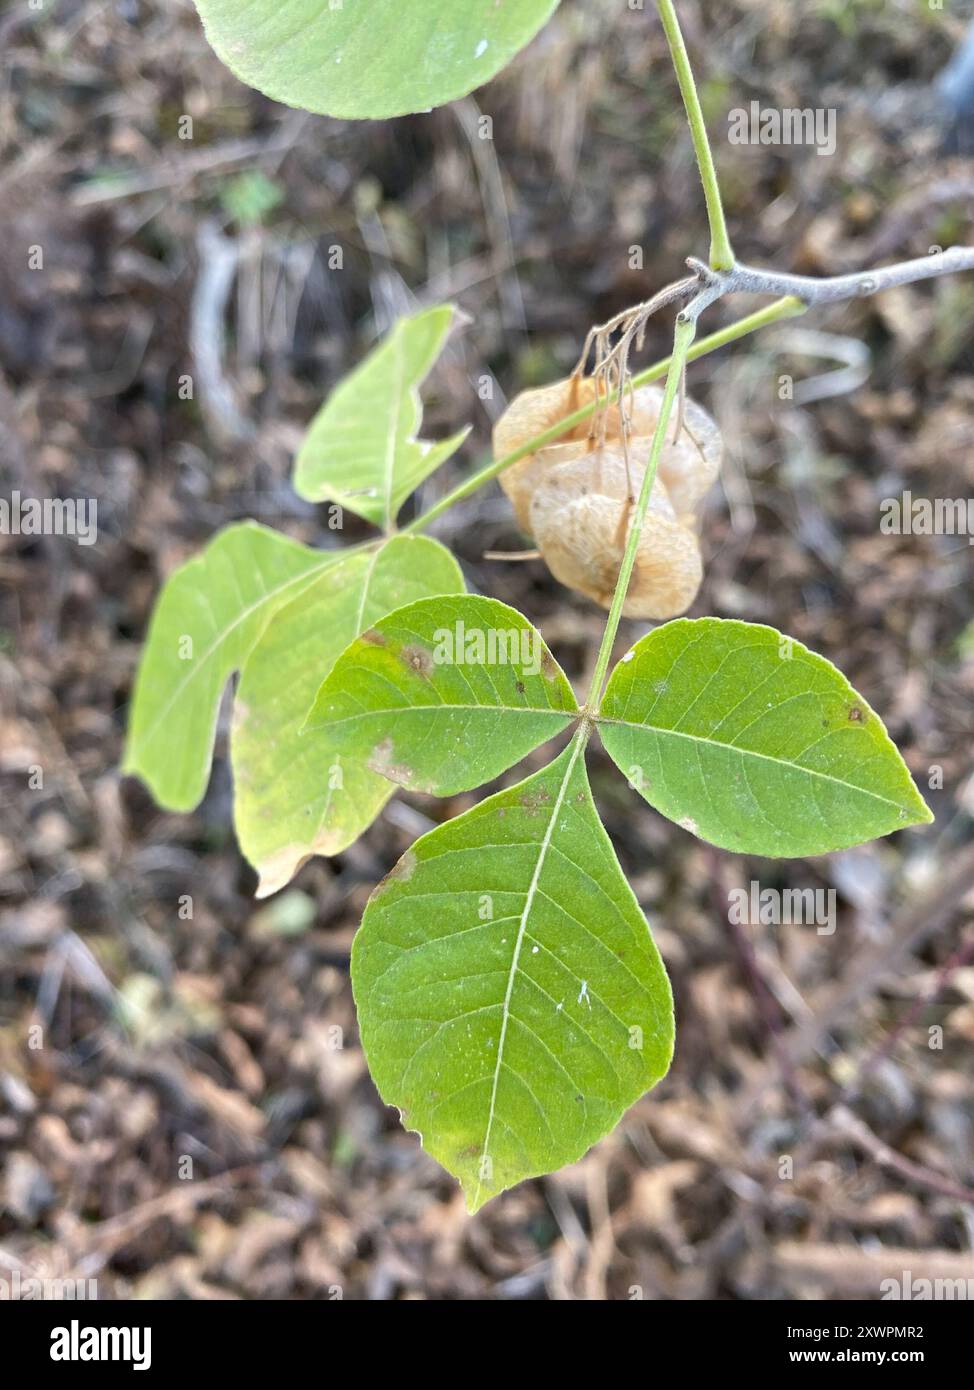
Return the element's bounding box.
[597,617,933,857]
[352,737,675,1213]
[123,522,331,812]
[293,306,469,529]
[305,595,579,796]
[232,537,464,897]
[192,0,562,120]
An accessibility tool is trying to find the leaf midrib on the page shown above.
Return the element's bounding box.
[595,714,910,812]
[473,734,585,1210]
[317,705,578,728]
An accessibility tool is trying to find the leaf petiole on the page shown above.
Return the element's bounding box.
[583,315,697,713]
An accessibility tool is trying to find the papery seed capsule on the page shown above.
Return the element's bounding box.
[493,378,599,531]
[492,376,721,619]
[502,438,595,532]
[492,376,599,460]
[528,448,703,620]
[625,384,722,523]
[493,376,722,527]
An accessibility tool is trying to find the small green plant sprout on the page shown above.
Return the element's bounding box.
[125,2,974,1209]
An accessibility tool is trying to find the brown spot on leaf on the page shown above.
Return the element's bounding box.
[361,628,386,646]
[541,650,558,681]
[368,736,432,792]
[255,844,311,899]
[848,705,863,722]
[401,644,433,679]
[376,849,418,896]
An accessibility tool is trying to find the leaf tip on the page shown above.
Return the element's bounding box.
[373,848,418,898]
[905,793,935,828]
[461,1184,491,1217]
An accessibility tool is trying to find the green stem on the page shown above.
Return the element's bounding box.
[583,317,696,712]
[656,0,734,272]
[405,296,804,535]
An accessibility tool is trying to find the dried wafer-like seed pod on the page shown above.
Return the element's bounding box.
[492,376,721,619]
[493,376,723,529]
[626,384,722,523]
[528,446,703,619]
[492,376,599,460]
[492,377,598,531]
[502,438,595,531]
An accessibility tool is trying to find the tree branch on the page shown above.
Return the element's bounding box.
[685,246,974,310]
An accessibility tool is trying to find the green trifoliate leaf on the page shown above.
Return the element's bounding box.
[232,536,464,898]
[352,737,674,1213]
[597,618,933,857]
[123,522,330,812]
[192,0,562,120]
[293,306,469,529]
[305,595,578,796]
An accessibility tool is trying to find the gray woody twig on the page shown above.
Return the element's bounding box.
[679,245,974,324]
